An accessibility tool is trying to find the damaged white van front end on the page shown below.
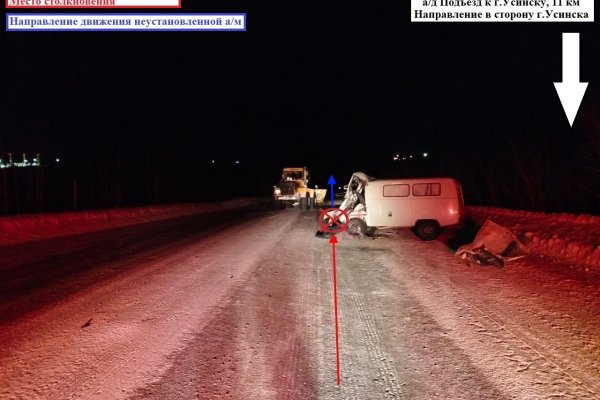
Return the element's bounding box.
[335,172,464,240]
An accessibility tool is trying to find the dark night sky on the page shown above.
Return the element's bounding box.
[1,3,599,210]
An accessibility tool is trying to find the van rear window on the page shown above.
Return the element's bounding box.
[412,183,441,196]
[383,184,409,197]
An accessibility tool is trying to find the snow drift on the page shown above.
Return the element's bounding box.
[466,206,600,271]
[0,197,269,246]
[0,200,598,272]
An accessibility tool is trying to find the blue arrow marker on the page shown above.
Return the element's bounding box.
[328,175,336,207]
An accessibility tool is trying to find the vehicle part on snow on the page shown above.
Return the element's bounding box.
[348,218,368,236]
[455,219,528,267]
[459,247,506,268]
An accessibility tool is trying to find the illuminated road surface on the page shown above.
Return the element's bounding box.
[1,207,599,399]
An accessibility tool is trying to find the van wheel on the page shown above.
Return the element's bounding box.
[348,218,367,236]
[414,220,441,241]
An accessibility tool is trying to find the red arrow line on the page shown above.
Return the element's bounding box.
[330,234,341,385]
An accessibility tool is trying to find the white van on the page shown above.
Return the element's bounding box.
[335,172,464,240]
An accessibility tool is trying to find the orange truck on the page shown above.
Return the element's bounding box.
[273,167,327,208]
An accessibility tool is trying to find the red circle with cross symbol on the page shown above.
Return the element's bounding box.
[318,208,350,233]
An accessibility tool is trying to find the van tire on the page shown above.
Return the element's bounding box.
[348,218,367,236]
[414,220,441,241]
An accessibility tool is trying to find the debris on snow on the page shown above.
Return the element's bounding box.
[456,219,527,267]
[466,206,600,272]
[81,318,93,329]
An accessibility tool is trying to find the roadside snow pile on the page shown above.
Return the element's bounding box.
[0,198,269,246]
[466,206,600,271]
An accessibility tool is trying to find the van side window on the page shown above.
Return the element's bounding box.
[412,183,441,196]
[383,184,409,197]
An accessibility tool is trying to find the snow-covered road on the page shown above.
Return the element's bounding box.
[1,206,599,399]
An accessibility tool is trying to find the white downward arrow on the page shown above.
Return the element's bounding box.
[553,32,588,128]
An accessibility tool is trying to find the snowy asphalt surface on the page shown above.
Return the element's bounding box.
[1,205,599,399]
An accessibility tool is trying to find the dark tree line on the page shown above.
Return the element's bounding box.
[1,105,598,216]
[446,97,599,215]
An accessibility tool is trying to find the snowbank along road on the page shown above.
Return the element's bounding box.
[0,204,599,399]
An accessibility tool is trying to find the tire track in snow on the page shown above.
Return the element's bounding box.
[340,270,403,398]
[392,248,599,400]
[442,280,600,399]
[0,209,299,400]
[313,239,403,399]
[312,238,364,399]
[275,217,320,400]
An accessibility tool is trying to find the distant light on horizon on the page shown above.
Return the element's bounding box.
[393,153,419,162]
[423,152,429,158]
[0,153,43,168]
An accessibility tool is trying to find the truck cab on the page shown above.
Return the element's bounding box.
[273,167,309,206]
[273,167,327,207]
